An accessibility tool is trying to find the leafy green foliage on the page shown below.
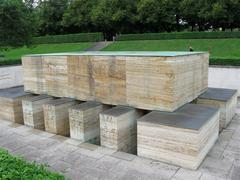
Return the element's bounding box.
[0,148,65,179]
[0,59,21,66]
[33,33,103,44]
[62,0,96,32]
[37,0,69,35]
[0,0,36,47]
[210,58,240,66]
[91,0,137,37]
[137,0,176,32]
[116,31,240,41]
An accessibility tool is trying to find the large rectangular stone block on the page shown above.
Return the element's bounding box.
[22,56,46,94]
[22,52,208,111]
[69,101,109,144]
[0,86,32,123]
[43,98,77,136]
[137,104,219,169]
[22,95,53,130]
[100,106,143,154]
[196,88,238,131]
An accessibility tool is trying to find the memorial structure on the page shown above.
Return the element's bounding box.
[0,51,234,170]
[22,51,209,112]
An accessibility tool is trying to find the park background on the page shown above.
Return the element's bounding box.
[0,0,240,179]
[0,0,240,66]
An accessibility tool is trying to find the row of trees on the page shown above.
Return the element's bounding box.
[1,0,240,46]
[38,0,240,35]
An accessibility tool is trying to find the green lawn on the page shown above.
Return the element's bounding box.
[103,38,240,59]
[2,42,92,60]
[0,148,65,179]
[1,38,240,66]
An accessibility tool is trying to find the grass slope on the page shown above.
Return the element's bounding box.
[2,42,92,60]
[103,38,240,59]
[0,148,65,179]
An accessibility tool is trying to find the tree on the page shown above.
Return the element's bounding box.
[224,0,240,30]
[38,0,69,35]
[0,0,36,47]
[91,0,137,39]
[166,0,182,32]
[62,0,96,33]
[137,0,175,32]
[211,1,228,30]
[180,0,201,31]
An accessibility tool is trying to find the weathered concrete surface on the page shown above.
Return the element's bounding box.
[0,65,23,89]
[0,99,239,179]
[209,66,240,96]
[0,64,239,98]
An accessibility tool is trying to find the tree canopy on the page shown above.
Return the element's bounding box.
[0,0,36,47]
[1,0,240,46]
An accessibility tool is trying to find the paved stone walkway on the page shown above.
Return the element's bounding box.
[85,41,112,51]
[0,100,240,180]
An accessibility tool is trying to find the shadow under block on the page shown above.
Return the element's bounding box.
[22,95,53,130]
[0,86,32,123]
[22,52,209,111]
[100,106,143,154]
[69,101,109,143]
[137,104,220,170]
[43,98,77,136]
[196,87,238,131]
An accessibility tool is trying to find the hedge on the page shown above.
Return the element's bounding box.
[116,31,240,41]
[209,57,240,66]
[1,57,240,67]
[33,32,103,44]
[0,148,64,179]
[0,59,21,66]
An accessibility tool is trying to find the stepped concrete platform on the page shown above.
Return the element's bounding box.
[0,86,32,123]
[196,88,238,131]
[137,104,219,169]
[0,100,239,179]
[69,101,109,144]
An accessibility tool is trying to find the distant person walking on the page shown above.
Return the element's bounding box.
[189,45,194,52]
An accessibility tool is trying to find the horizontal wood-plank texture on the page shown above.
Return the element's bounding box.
[22,52,209,111]
[137,104,219,169]
[196,88,238,131]
[22,95,53,130]
[0,86,32,123]
[43,98,77,136]
[69,101,109,143]
[100,106,143,154]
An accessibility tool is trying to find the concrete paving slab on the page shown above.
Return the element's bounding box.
[52,160,73,173]
[173,168,202,180]
[94,156,121,171]
[199,156,233,178]
[78,142,99,151]
[51,135,69,142]
[64,138,83,146]
[111,151,136,161]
